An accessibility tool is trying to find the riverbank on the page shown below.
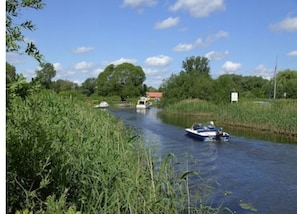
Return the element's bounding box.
[161,99,297,139]
[7,91,221,213]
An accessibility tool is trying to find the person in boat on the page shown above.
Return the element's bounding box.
[192,123,202,130]
[207,121,215,129]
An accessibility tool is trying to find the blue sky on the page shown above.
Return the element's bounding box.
[6,0,297,88]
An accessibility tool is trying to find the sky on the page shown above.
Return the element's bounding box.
[5,0,297,88]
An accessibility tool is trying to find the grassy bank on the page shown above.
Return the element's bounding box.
[162,99,297,137]
[6,91,222,213]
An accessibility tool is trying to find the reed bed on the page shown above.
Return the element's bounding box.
[162,99,297,137]
[7,91,222,213]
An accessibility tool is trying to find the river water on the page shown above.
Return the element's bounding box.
[110,107,297,214]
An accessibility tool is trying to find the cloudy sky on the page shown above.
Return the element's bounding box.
[6,0,297,88]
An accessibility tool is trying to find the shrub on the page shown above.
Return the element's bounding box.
[7,91,216,213]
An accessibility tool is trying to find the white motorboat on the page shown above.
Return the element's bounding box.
[94,101,109,108]
[185,121,230,142]
[136,97,152,109]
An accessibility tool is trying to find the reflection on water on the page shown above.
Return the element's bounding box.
[136,108,147,114]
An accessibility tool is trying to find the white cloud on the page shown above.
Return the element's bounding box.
[222,61,241,73]
[73,61,94,73]
[110,57,137,65]
[252,64,273,80]
[173,43,194,52]
[143,67,169,88]
[53,63,63,71]
[173,30,228,52]
[143,67,159,75]
[212,30,229,39]
[154,17,179,29]
[122,0,157,8]
[145,55,172,66]
[270,17,297,32]
[196,31,229,47]
[287,50,297,56]
[205,50,229,60]
[72,46,95,54]
[6,52,24,65]
[93,68,104,77]
[169,0,225,17]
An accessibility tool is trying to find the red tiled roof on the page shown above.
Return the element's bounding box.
[146,92,163,98]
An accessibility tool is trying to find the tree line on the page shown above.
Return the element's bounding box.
[159,56,297,105]
[6,56,297,105]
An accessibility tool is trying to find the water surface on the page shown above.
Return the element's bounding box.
[111,107,297,213]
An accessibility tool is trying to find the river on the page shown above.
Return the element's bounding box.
[110,107,297,214]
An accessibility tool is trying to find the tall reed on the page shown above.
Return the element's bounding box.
[162,99,297,137]
[7,91,221,213]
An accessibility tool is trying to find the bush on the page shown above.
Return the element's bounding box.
[7,91,216,213]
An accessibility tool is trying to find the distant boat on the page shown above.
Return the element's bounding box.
[94,101,109,108]
[136,97,152,109]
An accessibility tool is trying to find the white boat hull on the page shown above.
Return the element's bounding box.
[185,128,230,142]
[94,101,109,108]
[136,104,151,109]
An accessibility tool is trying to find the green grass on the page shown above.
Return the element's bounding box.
[7,91,223,213]
[162,99,297,137]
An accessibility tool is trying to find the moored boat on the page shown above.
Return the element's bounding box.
[185,121,230,142]
[136,97,152,109]
[94,101,109,108]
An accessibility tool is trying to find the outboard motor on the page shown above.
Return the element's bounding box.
[215,128,223,141]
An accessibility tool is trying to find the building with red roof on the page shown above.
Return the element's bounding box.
[146,92,163,100]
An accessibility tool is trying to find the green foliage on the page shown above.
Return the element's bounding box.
[162,99,297,136]
[182,56,211,78]
[160,57,273,106]
[212,74,269,103]
[6,0,45,62]
[275,69,297,98]
[52,79,78,93]
[7,91,217,213]
[6,62,17,84]
[6,66,41,107]
[80,77,96,96]
[97,63,146,99]
[33,62,56,89]
[160,56,213,106]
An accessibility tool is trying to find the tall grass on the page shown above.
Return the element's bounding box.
[7,91,222,213]
[162,99,297,137]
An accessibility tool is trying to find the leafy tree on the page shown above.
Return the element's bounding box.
[97,63,146,100]
[160,56,212,105]
[6,62,17,84]
[160,74,185,106]
[6,0,45,62]
[6,62,41,107]
[276,69,297,98]
[33,62,56,89]
[241,76,268,98]
[212,74,269,103]
[182,56,211,78]
[52,79,78,93]
[80,77,97,96]
[212,75,234,103]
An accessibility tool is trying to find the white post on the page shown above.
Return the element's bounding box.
[231,92,238,103]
